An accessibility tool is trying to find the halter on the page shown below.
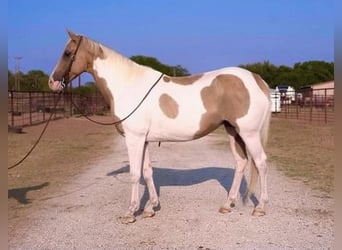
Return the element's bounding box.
[61,35,84,88]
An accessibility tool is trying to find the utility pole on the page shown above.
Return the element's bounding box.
[14,56,23,91]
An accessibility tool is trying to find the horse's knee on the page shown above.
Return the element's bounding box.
[130,172,141,183]
[254,156,267,172]
[143,167,153,180]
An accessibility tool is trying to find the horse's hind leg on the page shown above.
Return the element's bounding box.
[220,123,248,213]
[142,143,159,218]
[240,131,268,216]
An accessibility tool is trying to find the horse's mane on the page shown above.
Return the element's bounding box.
[83,36,106,58]
[82,35,155,75]
[83,36,133,65]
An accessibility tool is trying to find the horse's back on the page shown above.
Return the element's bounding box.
[144,67,270,141]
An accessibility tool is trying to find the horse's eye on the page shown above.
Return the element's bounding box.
[64,50,71,57]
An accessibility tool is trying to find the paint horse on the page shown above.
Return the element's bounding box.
[49,30,271,224]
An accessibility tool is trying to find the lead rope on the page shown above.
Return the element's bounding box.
[71,73,164,126]
[8,73,164,169]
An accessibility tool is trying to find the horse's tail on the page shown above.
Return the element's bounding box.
[260,100,272,148]
[247,88,272,198]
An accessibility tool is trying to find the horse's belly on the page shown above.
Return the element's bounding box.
[147,115,203,142]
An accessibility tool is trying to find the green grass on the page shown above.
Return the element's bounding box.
[267,118,334,194]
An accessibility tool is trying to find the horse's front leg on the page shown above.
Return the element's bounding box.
[142,143,159,218]
[121,134,146,224]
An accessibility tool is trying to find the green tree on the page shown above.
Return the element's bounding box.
[239,60,277,86]
[8,70,15,90]
[23,70,50,91]
[71,81,97,95]
[239,60,334,89]
[130,55,189,76]
[293,61,334,86]
[8,59,333,92]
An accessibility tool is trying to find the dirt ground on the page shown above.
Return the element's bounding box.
[8,117,334,249]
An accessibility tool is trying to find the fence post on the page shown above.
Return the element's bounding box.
[310,96,313,121]
[29,91,32,125]
[95,90,99,113]
[42,91,45,121]
[69,81,73,117]
[296,91,299,120]
[53,93,56,119]
[10,91,14,126]
[324,88,327,123]
[63,91,67,118]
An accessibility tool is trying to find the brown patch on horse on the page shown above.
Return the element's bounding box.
[52,35,107,83]
[82,38,113,110]
[194,74,250,138]
[159,93,179,119]
[163,74,204,85]
[253,73,270,98]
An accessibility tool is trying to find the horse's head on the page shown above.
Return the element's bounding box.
[48,29,87,91]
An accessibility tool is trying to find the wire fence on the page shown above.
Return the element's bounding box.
[8,87,334,128]
[8,91,109,127]
[271,88,334,123]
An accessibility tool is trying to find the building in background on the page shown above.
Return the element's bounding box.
[299,81,334,107]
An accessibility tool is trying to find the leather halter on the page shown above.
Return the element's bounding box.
[61,35,83,87]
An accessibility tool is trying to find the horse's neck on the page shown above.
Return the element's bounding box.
[89,44,159,113]
[92,47,140,86]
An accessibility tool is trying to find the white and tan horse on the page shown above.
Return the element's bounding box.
[49,30,271,223]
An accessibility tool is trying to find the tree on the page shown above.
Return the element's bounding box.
[7,59,333,91]
[239,61,277,86]
[8,69,50,91]
[239,60,334,89]
[8,70,15,91]
[130,55,189,76]
[71,81,97,95]
[23,70,50,91]
[293,61,334,86]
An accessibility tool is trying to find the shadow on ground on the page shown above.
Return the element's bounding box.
[8,182,49,204]
[107,165,256,211]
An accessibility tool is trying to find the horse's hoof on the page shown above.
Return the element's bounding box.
[252,208,266,217]
[219,206,231,214]
[142,210,155,218]
[120,215,136,224]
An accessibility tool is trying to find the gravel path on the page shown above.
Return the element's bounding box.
[8,131,334,249]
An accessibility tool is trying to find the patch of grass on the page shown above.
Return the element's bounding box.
[267,118,334,194]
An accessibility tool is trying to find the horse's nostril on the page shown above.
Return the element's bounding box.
[48,77,55,86]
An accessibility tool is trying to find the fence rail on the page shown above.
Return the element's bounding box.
[8,91,109,127]
[271,87,334,123]
[8,87,334,128]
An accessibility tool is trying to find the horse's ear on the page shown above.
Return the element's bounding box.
[66,28,78,41]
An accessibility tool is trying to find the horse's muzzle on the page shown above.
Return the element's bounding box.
[48,77,65,92]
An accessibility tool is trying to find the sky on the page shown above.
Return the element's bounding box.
[8,0,333,83]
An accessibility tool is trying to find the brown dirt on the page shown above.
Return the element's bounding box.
[8,116,117,222]
[8,116,334,249]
